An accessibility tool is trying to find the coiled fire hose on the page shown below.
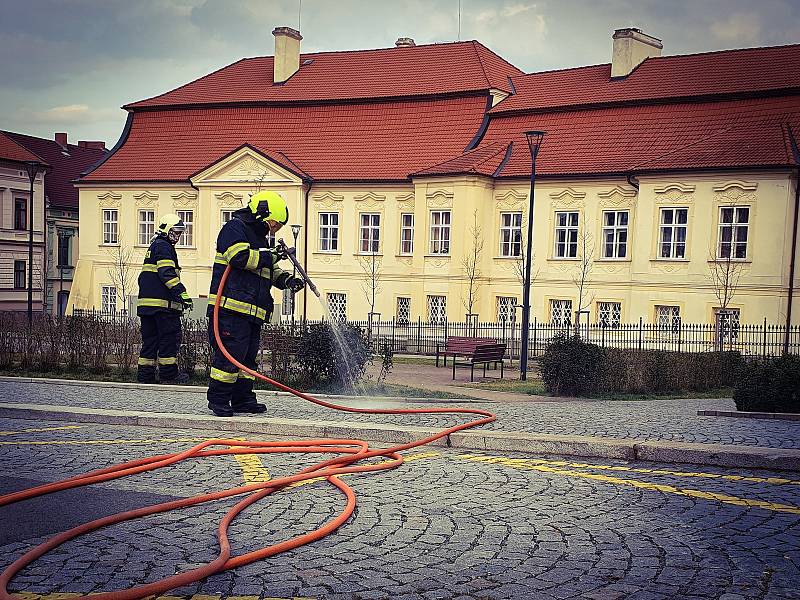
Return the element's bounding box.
[0,263,497,600]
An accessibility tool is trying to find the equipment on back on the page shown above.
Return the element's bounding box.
[157,214,186,245]
[248,191,289,225]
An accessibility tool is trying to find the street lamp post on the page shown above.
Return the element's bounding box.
[57,228,74,318]
[519,131,545,381]
[24,161,42,329]
[290,224,301,327]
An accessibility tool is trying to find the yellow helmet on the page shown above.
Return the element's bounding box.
[157,213,185,244]
[248,191,288,225]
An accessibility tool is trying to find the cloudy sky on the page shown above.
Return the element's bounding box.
[2,0,799,146]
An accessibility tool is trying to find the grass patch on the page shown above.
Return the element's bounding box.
[587,388,734,401]
[467,379,547,395]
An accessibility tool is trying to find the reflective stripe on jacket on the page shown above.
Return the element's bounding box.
[207,210,292,324]
[137,236,187,316]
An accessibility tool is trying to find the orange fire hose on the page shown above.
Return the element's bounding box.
[0,264,496,599]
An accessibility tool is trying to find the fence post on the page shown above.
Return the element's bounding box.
[762,317,767,358]
[638,316,643,351]
[417,316,421,353]
[532,317,537,358]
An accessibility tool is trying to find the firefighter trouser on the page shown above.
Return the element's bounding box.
[138,312,182,382]
[207,311,261,410]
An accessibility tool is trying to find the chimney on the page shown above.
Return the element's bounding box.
[78,141,106,150]
[55,132,68,147]
[395,37,416,48]
[272,26,302,84]
[611,28,662,78]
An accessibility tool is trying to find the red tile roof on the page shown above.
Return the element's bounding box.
[126,41,522,109]
[492,44,800,114]
[5,132,107,209]
[83,95,489,182]
[463,96,800,178]
[0,131,43,164]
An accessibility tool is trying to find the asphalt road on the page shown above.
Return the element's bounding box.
[0,418,798,600]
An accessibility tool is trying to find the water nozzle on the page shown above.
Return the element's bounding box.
[277,239,321,298]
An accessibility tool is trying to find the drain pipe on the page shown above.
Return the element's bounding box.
[785,165,799,354]
[302,180,312,321]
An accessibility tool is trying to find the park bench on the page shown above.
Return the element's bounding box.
[451,343,506,382]
[436,336,497,367]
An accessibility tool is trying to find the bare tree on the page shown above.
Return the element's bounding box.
[708,237,745,349]
[358,250,383,335]
[105,244,137,315]
[461,210,484,323]
[572,230,596,333]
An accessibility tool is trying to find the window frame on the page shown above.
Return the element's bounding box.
[601,210,629,260]
[57,232,72,267]
[14,198,27,231]
[13,260,26,289]
[221,209,235,225]
[717,206,749,260]
[597,301,622,328]
[499,212,523,258]
[550,298,573,328]
[326,292,347,322]
[102,209,119,245]
[655,304,681,334]
[175,210,194,248]
[554,211,579,259]
[658,207,689,259]
[101,285,117,314]
[427,294,447,324]
[396,296,411,323]
[138,209,155,246]
[400,213,414,255]
[496,296,518,324]
[429,210,451,255]
[359,212,381,254]
[319,212,340,253]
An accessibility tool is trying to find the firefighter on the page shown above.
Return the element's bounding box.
[207,190,305,417]
[136,214,193,385]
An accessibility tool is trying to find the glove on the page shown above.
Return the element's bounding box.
[272,244,289,261]
[287,277,305,293]
[180,293,193,311]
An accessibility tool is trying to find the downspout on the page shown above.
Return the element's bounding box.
[303,179,312,321]
[785,127,800,354]
[626,173,640,191]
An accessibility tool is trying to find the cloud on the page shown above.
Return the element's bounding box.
[710,12,763,45]
[18,104,121,125]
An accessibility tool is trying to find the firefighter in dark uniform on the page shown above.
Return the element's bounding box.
[207,191,305,417]
[136,214,193,384]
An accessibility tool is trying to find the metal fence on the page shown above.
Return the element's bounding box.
[62,309,800,359]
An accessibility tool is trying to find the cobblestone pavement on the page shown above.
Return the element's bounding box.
[1,418,799,599]
[1,380,799,449]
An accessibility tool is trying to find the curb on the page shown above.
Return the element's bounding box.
[698,409,800,421]
[0,376,477,404]
[3,402,799,472]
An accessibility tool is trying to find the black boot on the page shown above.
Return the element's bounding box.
[207,402,234,417]
[161,372,190,385]
[232,403,267,414]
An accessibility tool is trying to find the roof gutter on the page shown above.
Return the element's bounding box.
[79,111,133,179]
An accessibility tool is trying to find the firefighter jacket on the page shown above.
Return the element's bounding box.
[136,235,188,316]
[208,209,292,324]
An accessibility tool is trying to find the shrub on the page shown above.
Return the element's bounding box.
[295,322,370,390]
[540,334,606,396]
[734,355,800,413]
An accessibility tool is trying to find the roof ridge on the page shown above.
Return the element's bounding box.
[238,39,479,62]
[470,41,492,90]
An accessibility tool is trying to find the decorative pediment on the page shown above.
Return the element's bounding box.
[171,190,198,201]
[597,185,637,207]
[190,146,301,186]
[311,191,344,208]
[354,191,386,203]
[654,183,696,194]
[495,189,527,209]
[395,192,415,203]
[426,189,454,208]
[215,191,244,208]
[712,180,758,193]
[550,188,586,208]
[97,191,122,207]
[133,191,159,208]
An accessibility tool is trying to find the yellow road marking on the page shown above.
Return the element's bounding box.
[457,454,800,485]
[228,438,271,484]
[0,437,209,446]
[404,451,440,462]
[0,425,83,436]
[457,454,800,515]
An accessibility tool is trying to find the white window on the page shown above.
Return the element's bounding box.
[138,210,155,246]
[659,208,688,259]
[221,210,235,224]
[656,305,681,333]
[282,287,294,317]
[500,212,523,257]
[715,308,740,342]
[427,295,447,324]
[176,210,194,247]
[396,297,411,323]
[101,285,117,314]
[550,299,572,328]
[359,213,381,254]
[554,212,579,258]
[597,301,622,327]
[602,211,628,259]
[400,213,414,255]
[327,292,346,322]
[430,211,451,255]
[718,206,749,259]
[102,209,118,245]
[319,212,339,252]
[497,296,518,324]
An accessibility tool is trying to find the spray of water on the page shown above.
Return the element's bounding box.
[315,295,369,396]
